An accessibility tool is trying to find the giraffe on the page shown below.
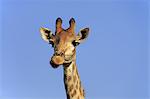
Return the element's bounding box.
[40,18,89,99]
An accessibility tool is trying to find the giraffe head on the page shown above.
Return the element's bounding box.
[40,18,89,68]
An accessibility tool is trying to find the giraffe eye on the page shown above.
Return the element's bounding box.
[72,40,80,46]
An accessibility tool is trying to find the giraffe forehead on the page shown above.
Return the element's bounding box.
[54,31,75,52]
[57,30,75,41]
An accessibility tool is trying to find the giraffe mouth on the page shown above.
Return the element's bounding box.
[50,55,73,68]
[50,60,60,68]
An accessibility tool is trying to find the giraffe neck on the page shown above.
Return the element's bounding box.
[63,62,85,99]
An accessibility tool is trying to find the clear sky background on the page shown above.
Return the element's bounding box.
[0,0,149,99]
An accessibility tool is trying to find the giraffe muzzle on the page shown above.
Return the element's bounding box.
[50,55,65,68]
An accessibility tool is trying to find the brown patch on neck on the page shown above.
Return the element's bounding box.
[69,84,73,92]
[76,81,79,90]
[71,89,77,97]
[73,75,77,83]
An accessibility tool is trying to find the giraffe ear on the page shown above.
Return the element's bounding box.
[40,27,54,43]
[74,28,89,46]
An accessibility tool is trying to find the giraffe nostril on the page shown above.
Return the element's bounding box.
[60,52,64,56]
[55,52,64,56]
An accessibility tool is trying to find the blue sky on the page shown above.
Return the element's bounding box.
[0,0,149,99]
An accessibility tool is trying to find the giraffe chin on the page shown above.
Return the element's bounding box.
[50,60,60,68]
